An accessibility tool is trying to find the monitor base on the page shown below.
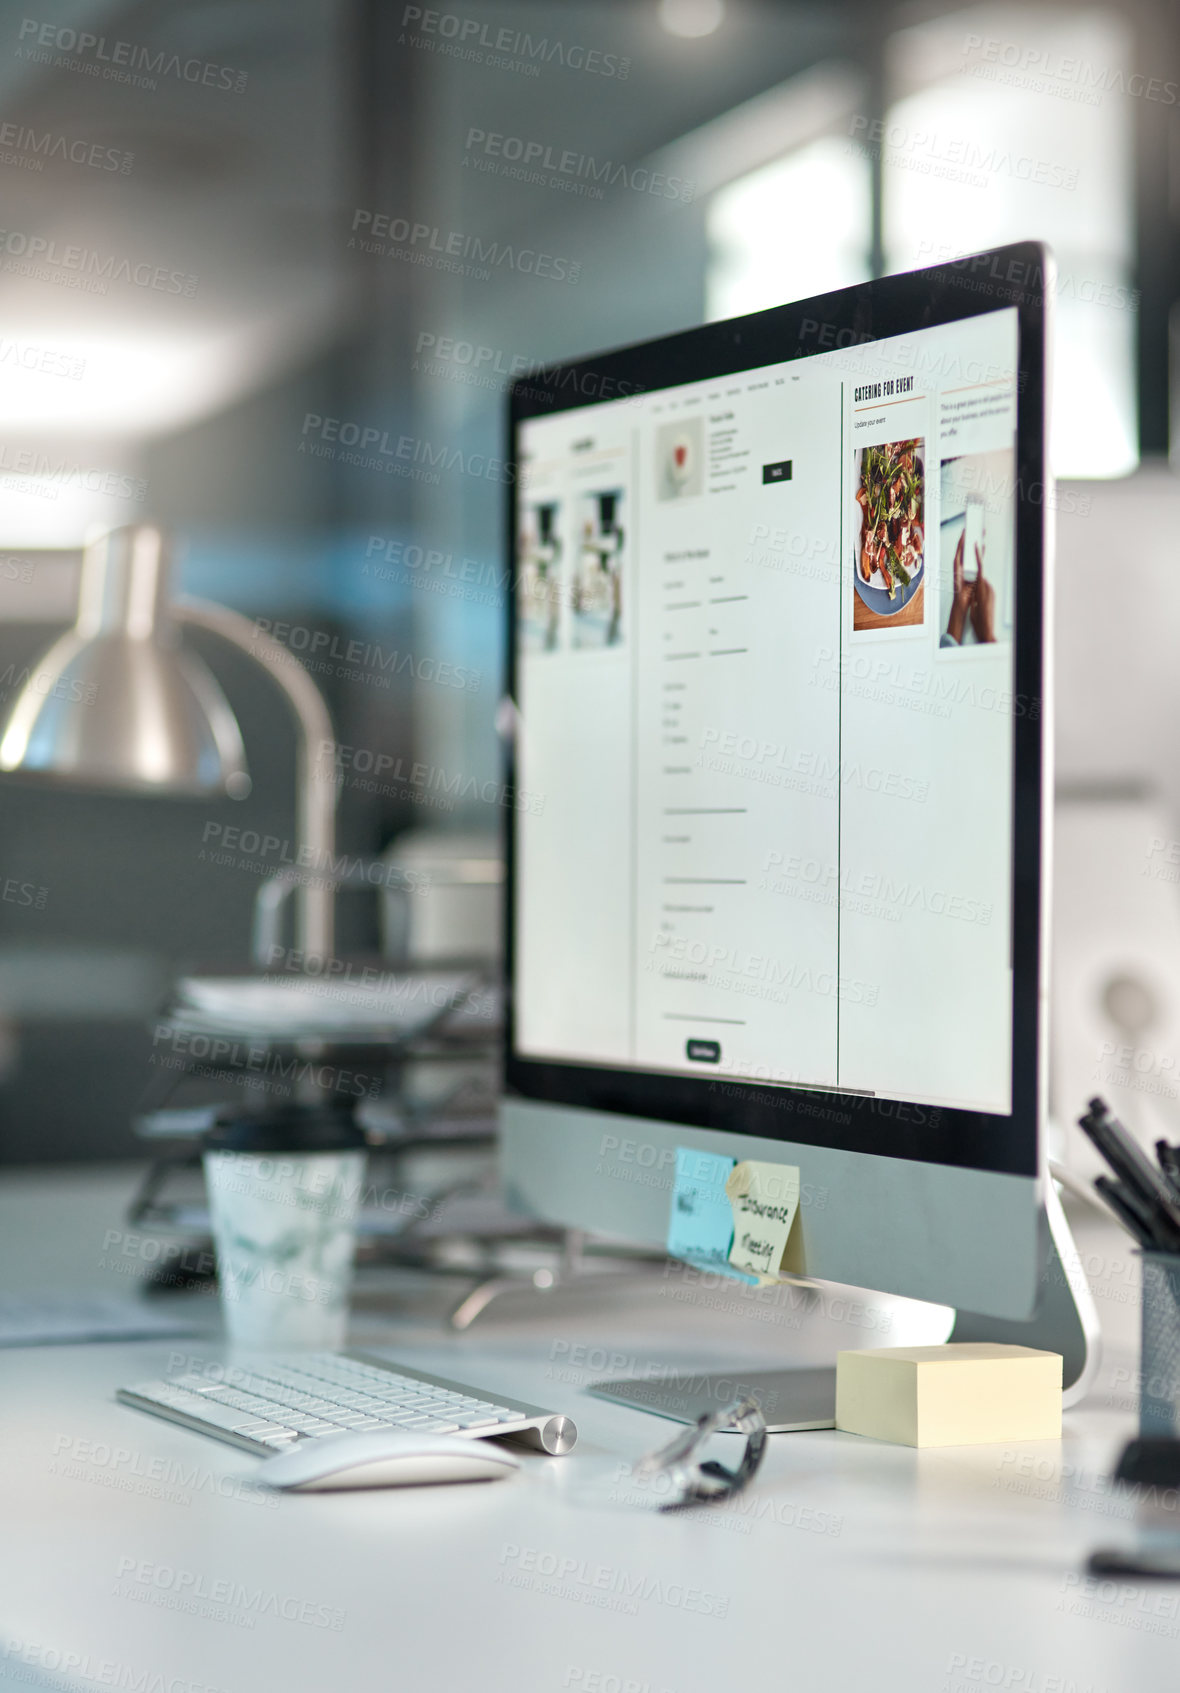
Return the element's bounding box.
[588,1366,836,1431]
[447,1230,667,1330]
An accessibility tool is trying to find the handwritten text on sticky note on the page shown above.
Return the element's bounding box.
[726,1160,800,1277]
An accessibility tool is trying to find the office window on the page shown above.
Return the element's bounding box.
[706,136,872,320]
[883,9,1137,477]
[705,10,1137,476]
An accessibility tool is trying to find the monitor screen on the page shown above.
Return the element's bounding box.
[507,252,1045,1176]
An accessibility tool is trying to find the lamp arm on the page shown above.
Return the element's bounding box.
[174,599,336,962]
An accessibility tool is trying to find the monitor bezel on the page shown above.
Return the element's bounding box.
[503,242,1048,1179]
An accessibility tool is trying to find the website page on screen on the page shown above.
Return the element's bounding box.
[514,306,1020,1115]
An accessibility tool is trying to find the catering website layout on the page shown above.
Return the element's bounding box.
[514,307,1020,1114]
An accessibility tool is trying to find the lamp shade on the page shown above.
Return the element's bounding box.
[0,526,250,797]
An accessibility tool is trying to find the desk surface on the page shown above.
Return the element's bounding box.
[0,1165,1170,1693]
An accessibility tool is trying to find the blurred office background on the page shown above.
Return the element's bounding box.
[0,0,1177,1162]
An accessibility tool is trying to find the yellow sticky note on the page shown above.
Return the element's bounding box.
[835,1344,1063,1447]
[725,1160,800,1278]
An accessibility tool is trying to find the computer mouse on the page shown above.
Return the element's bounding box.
[256,1430,521,1492]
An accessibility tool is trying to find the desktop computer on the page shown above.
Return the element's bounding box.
[111,244,1102,1464]
[501,241,1101,1417]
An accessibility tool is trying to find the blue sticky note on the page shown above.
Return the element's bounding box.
[667,1148,738,1268]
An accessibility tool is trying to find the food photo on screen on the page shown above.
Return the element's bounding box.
[851,437,926,633]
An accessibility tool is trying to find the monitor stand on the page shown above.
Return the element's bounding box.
[947,1177,1102,1408]
[588,1183,1103,1428]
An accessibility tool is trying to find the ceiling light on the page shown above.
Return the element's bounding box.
[659,0,725,40]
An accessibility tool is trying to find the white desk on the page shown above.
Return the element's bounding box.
[0,1165,1171,1693]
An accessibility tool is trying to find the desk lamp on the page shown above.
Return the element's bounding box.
[0,524,337,957]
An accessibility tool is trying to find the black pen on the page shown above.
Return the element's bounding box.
[1156,1139,1180,1199]
[1094,1175,1172,1251]
[1079,1098,1180,1241]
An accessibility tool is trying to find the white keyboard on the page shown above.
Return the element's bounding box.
[117,1351,578,1456]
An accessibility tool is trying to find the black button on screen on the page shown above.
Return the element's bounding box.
[686,1039,721,1064]
[761,459,792,485]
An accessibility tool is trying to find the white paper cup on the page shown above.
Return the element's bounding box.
[203,1149,366,1351]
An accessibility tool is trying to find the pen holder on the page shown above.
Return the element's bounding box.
[1139,1252,1180,1436]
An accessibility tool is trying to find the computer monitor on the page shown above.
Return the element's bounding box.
[501,243,1099,1405]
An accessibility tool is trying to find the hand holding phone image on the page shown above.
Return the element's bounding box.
[944,528,977,647]
[942,527,994,647]
[963,495,984,582]
[970,559,996,644]
[939,450,1013,651]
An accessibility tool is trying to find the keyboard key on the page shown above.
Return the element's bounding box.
[207,1389,288,1415]
[453,1414,498,1429]
[163,1393,272,1433]
[167,1375,223,1395]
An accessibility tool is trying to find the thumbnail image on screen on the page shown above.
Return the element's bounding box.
[656,416,704,501]
[851,438,927,635]
[518,500,562,653]
[938,448,1016,653]
[573,490,625,649]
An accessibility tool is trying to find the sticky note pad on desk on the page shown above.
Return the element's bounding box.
[835,1343,1063,1448]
